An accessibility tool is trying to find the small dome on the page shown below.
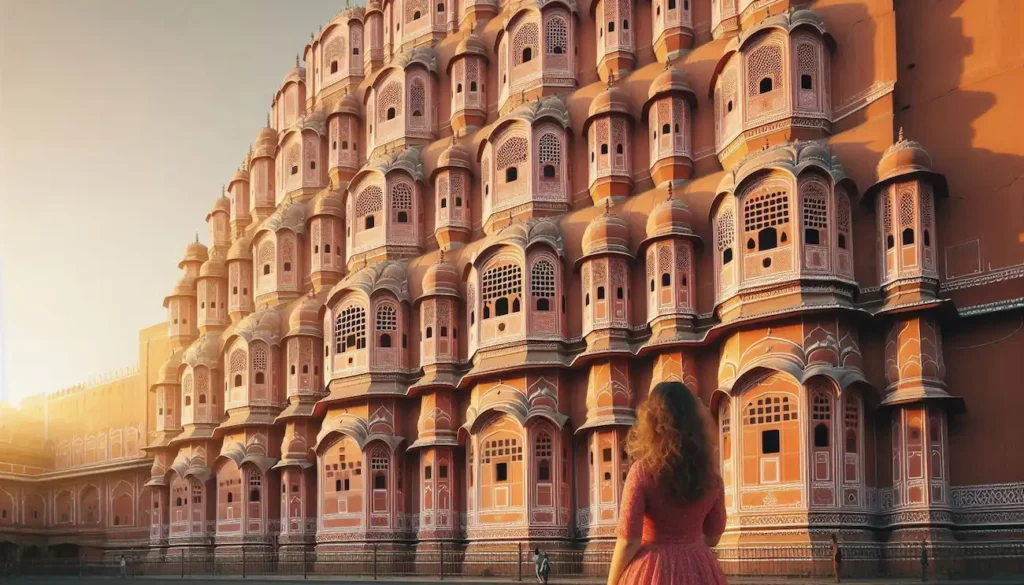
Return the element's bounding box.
[330,91,362,117]
[180,239,209,267]
[312,189,345,218]
[287,294,324,338]
[156,353,182,385]
[282,59,306,86]
[455,30,489,60]
[436,139,473,173]
[226,234,253,262]
[646,185,698,240]
[649,66,695,102]
[182,333,222,368]
[877,128,938,183]
[644,66,697,120]
[588,84,633,120]
[198,253,228,279]
[254,121,278,159]
[366,0,383,14]
[210,195,231,216]
[421,252,460,298]
[171,275,197,297]
[230,168,250,185]
[582,205,631,258]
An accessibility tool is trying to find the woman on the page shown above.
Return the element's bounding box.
[606,382,727,585]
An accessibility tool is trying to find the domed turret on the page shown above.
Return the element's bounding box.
[644,64,697,185]
[327,90,362,187]
[576,202,633,346]
[417,250,461,368]
[251,116,278,217]
[865,129,947,307]
[283,292,325,400]
[225,233,254,323]
[448,25,490,132]
[433,137,473,247]
[206,193,231,250]
[153,352,183,434]
[309,190,346,291]
[584,76,635,205]
[228,166,252,239]
[421,250,461,298]
[164,273,198,350]
[581,201,631,258]
[645,184,698,241]
[197,249,229,334]
[179,237,209,276]
[640,183,699,336]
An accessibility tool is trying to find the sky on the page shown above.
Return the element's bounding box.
[0,0,348,405]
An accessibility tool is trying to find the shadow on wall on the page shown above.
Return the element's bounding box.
[895,0,1023,281]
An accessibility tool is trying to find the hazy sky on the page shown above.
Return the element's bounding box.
[0,0,347,404]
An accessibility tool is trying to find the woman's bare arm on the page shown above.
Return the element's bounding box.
[606,537,643,585]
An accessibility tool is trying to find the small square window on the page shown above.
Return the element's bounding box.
[496,462,508,482]
[424,465,432,480]
[439,465,448,478]
[603,448,612,462]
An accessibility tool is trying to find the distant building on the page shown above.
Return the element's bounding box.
[0,0,1022,577]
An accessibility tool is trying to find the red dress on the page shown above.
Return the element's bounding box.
[615,465,728,585]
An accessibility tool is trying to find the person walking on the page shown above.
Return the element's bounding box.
[831,533,842,583]
[539,552,551,584]
[120,554,127,579]
[532,548,544,583]
[606,381,727,585]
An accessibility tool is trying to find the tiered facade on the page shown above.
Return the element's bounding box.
[2,0,1024,577]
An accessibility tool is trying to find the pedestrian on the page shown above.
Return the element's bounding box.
[539,552,551,585]
[120,554,127,579]
[606,381,727,585]
[831,533,842,583]
[532,548,544,583]
[920,538,929,582]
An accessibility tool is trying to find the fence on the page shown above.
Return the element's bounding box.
[7,542,1024,580]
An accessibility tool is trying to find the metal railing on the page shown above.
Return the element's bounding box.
[6,541,1024,581]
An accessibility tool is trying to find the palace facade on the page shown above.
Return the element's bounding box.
[2,0,1023,576]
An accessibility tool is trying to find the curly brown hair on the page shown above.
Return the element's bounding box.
[627,381,713,502]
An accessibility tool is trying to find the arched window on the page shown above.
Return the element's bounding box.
[456,83,463,93]
[543,165,556,177]
[545,17,568,55]
[440,198,447,208]
[248,470,261,503]
[482,263,522,320]
[902,228,915,245]
[233,375,242,387]
[814,423,829,447]
[470,81,478,91]
[495,297,510,316]
[506,167,518,182]
[531,260,556,311]
[198,394,207,404]
[335,305,367,352]
[227,492,233,503]
[535,431,553,481]
[538,133,561,180]
[661,273,670,286]
[375,304,397,347]
[263,265,271,275]
[522,47,532,62]
[254,372,264,384]
[387,107,396,120]
[759,78,773,94]
[601,144,609,155]
[185,396,192,406]
[391,182,413,224]
[744,187,789,252]
[365,215,375,229]
[662,124,670,134]
[440,326,448,337]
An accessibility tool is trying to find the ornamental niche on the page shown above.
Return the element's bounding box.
[710,141,856,324]
[496,0,578,114]
[711,10,833,170]
[479,96,571,234]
